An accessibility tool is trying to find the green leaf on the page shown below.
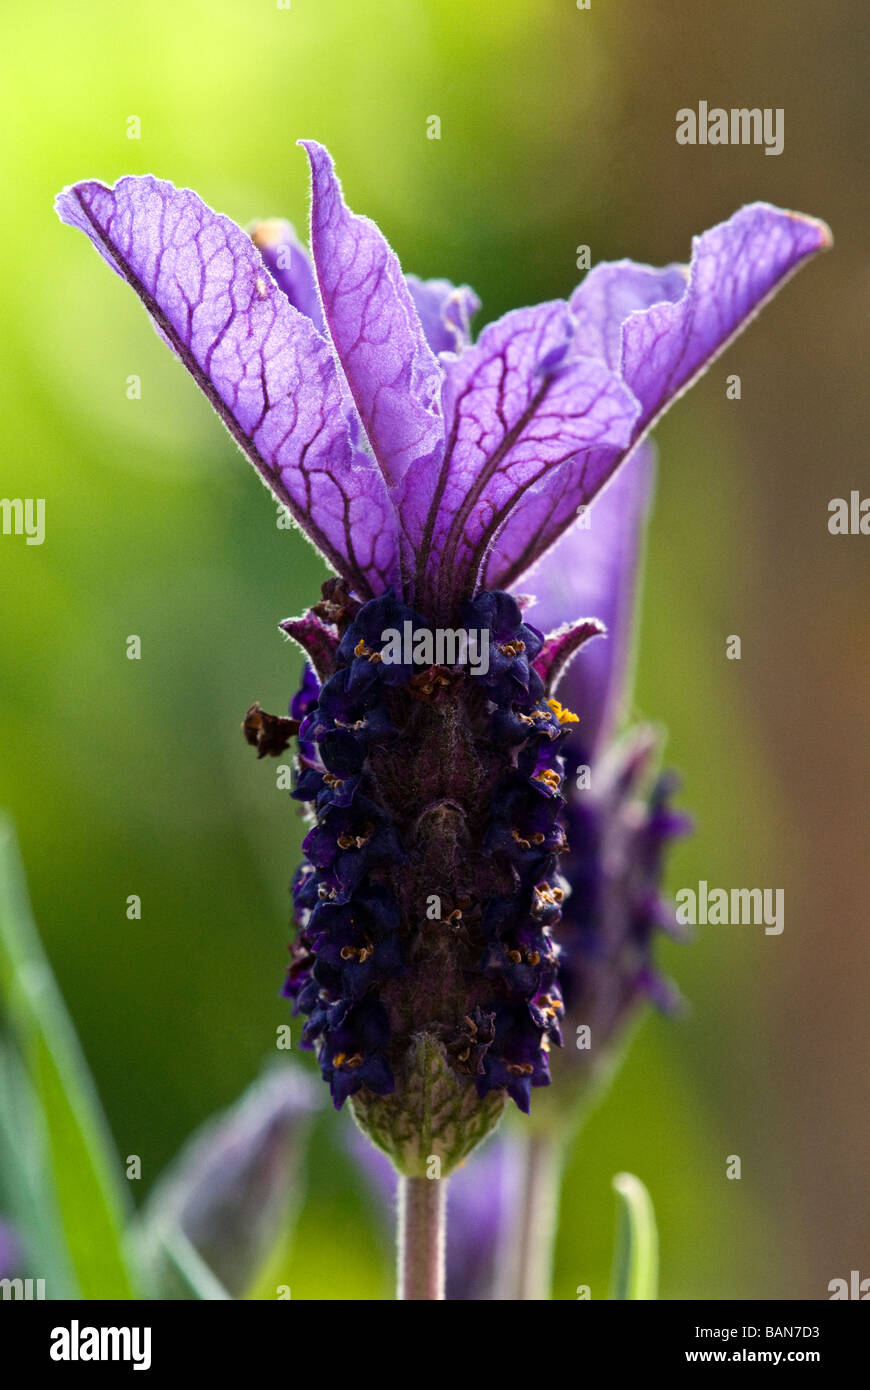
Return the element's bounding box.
[0,1039,76,1294]
[158,1227,232,1301]
[0,815,137,1298]
[609,1171,658,1300]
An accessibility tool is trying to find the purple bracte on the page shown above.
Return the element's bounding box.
[57,145,829,1170]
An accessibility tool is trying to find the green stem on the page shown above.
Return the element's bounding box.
[397,1175,447,1300]
[502,1132,563,1300]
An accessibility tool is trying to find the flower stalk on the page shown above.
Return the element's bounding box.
[504,1132,564,1301]
[397,1176,447,1301]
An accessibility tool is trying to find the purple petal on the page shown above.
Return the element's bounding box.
[532,616,606,694]
[279,611,339,681]
[405,274,480,355]
[526,443,656,754]
[580,203,831,435]
[485,203,829,591]
[398,301,639,616]
[249,218,325,334]
[301,141,444,489]
[56,175,401,598]
[570,261,689,371]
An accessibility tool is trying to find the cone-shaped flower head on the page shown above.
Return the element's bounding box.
[57,145,829,1170]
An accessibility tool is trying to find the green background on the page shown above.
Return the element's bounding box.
[1,0,867,1299]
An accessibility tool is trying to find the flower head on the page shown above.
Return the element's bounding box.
[57,144,829,1169]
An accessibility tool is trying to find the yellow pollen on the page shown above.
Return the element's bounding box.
[534,881,564,906]
[535,768,562,790]
[546,697,579,725]
[332,1051,363,1070]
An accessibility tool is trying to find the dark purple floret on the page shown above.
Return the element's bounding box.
[478,1002,554,1112]
[303,997,394,1108]
[290,665,320,764]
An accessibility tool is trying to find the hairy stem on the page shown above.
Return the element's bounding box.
[397,1175,447,1300]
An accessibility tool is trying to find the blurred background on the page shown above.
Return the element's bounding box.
[0,0,867,1299]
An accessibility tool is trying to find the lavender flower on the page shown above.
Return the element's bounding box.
[57,145,829,1175]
